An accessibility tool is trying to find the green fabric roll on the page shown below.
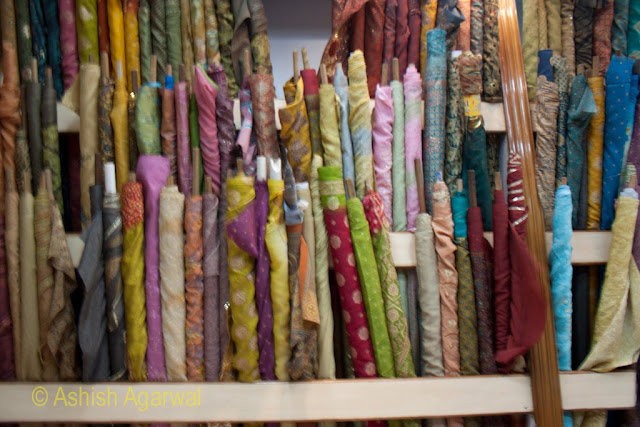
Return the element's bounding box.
[166,0,183,74]
[76,0,99,64]
[15,0,33,73]
[391,80,406,233]
[42,74,63,214]
[523,0,539,100]
[150,0,167,81]
[189,93,203,191]
[135,84,161,155]
[346,196,395,378]
[546,0,562,53]
[138,0,151,83]
[214,0,238,98]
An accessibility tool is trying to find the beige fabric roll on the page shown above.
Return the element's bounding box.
[415,212,444,377]
[159,184,187,381]
[79,63,101,227]
[19,191,41,380]
[6,186,21,378]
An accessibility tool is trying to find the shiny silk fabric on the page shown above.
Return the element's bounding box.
[107,0,126,84]
[111,78,129,192]
[265,178,290,381]
[347,195,395,378]
[319,166,377,378]
[432,180,460,377]
[125,0,140,92]
[98,0,109,55]
[391,77,406,232]
[364,0,385,96]
[279,78,312,183]
[395,0,409,77]
[136,155,170,381]
[363,190,416,378]
[587,76,605,230]
[226,174,260,382]
[121,181,148,381]
[372,83,394,224]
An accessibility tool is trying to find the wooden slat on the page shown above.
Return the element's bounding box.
[0,372,631,423]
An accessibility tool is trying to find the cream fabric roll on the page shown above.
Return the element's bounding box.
[415,212,444,377]
[159,184,187,381]
[79,63,101,227]
[19,191,41,380]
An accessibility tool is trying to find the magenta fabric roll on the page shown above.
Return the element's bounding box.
[175,80,192,196]
[404,64,422,232]
[237,76,255,172]
[136,154,170,382]
[193,66,221,194]
[58,0,79,89]
[372,84,394,224]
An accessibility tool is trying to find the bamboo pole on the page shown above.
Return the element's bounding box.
[498,0,563,423]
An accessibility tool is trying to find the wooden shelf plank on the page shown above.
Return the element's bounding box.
[0,372,631,423]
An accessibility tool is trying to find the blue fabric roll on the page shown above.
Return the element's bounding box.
[549,184,573,372]
[537,49,554,80]
[43,0,63,98]
[602,55,639,229]
[451,189,469,239]
[29,0,46,84]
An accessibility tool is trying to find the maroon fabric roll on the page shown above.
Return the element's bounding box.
[492,189,511,373]
[364,0,385,96]
[395,0,410,77]
[407,0,421,67]
[382,0,398,68]
[98,0,110,54]
[351,7,366,54]
[468,206,497,374]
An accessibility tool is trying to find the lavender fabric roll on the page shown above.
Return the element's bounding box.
[203,192,221,381]
[404,64,422,232]
[136,155,170,381]
[372,84,394,224]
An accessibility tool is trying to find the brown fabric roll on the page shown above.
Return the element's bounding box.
[249,73,279,159]
[351,7,366,54]
[364,0,385,96]
[408,0,421,67]
[161,87,177,182]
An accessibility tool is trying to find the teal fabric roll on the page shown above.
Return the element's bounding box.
[29,0,46,84]
[629,0,640,59]
[463,121,493,230]
[612,0,629,55]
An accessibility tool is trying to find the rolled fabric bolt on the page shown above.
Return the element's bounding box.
[404,64,422,231]
[98,62,115,162]
[107,0,126,83]
[124,0,140,92]
[161,69,177,181]
[42,68,63,214]
[179,0,194,86]
[203,0,219,67]
[190,0,206,67]
[138,0,151,83]
[135,81,162,155]
[166,0,183,73]
[159,182,186,381]
[111,65,129,192]
[79,63,101,226]
[250,73,279,159]
[194,65,221,194]
[136,155,170,381]
[175,78,192,196]
[149,0,167,81]
[279,77,312,183]
[334,66,355,185]
[59,0,79,90]
[372,81,394,224]
[27,64,43,194]
[444,52,463,194]
[214,0,238,97]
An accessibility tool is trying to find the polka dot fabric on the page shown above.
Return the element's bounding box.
[318,166,377,378]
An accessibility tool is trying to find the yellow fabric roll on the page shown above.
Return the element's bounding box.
[121,181,147,381]
[79,63,101,227]
[586,76,604,230]
[124,0,140,92]
[280,78,312,182]
[19,190,41,380]
[111,78,129,193]
[227,175,260,382]
[34,185,57,381]
[107,0,126,84]
[420,0,438,74]
[318,83,342,168]
[159,185,187,381]
[266,178,290,381]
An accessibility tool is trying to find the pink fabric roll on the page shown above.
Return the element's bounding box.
[175,80,192,195]
[58,0,79,89]
[193,65,221,194]
[372,84,394,224]
[404,65,422,232]
[136,154,170,382]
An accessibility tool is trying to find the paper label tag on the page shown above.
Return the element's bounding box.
[463,94,481,117]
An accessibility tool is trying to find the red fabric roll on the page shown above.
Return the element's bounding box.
[364,0,385,96]
[394,0,409,77]
[468,206,497,374]
[382,0,397,68]
[407,0,421,67]
[98,0,110,54]
[492,189,511,373]
[350,8,366,54]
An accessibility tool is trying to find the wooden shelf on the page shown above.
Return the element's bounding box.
[0,371,632,423]
[56,100,511,134]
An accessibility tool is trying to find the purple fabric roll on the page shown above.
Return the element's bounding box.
[254,178,276,380]
[58,0,79,89]
[372,84,394,224]
[203,192,221,381]
[136,154,170,381]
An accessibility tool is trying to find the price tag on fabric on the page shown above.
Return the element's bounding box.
[463,94,481,117]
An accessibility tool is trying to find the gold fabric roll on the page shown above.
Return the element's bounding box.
[107,0,126,84]
[19,190,40,380]
[34,184,57,381]
[586,76,604,230]
[79,63,101,227]
[111,78,129,193]
[159,184,187,381]
[125,0,140,92]
[266,179,290,381]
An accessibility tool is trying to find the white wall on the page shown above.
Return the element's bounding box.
[265,0,332,97]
